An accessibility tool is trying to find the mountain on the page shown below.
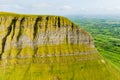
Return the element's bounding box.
[0,12,119,80]
[0,12,95,59]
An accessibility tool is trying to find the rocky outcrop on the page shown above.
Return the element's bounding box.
[0,13,96,59]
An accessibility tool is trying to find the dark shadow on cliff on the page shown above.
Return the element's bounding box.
[0,18,17,59]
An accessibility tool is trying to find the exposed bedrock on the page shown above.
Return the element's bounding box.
[0,14,96,59]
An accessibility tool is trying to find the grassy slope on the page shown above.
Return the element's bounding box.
[68,16,120,71]
[0,54,120,80]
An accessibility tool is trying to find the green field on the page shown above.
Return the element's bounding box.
[68,15,120,71]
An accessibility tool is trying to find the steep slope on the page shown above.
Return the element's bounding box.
[0,13,95,59]
[0,12,119,80]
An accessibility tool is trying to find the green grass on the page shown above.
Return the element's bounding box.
[0,53,120,80]
[0,12,68,19]
[68,16,120,71]
[2,44,95,59]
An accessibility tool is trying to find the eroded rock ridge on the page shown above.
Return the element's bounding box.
[0,14,96,59]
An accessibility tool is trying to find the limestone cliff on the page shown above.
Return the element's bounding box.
[0,13,96,59]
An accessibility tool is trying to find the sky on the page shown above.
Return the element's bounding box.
[0,0,120,15]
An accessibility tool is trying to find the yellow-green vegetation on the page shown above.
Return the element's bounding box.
[68,16,120,78]
[1,12,119,80]
[69,16,120,71]
[36,44,95,55]
[2,44,95,59]
[0,53,120,80]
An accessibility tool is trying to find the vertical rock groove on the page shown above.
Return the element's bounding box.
[33,17,42,57]
[11,17,18,40]
[58,17,61,28]
[16,17,25,58]
[0,17,17,58]
[17,17,25,41]
[33,17,42,38]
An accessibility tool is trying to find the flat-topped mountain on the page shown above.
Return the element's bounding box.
[0,12,119,80]
[0,13,95,59]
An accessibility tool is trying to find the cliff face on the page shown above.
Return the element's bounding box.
[0,13,95,59]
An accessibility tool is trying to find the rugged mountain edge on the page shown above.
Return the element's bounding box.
[0,13,120,80]
[0,13,96,59]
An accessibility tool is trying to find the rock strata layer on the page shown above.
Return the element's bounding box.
[0,13,96,59]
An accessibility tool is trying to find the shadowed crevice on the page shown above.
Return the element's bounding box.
[71,23,74,31]
[46,16,49,29]
[0,18,16,59]
[0,18,17,59]
[45,16,49,31]
[16,17,25,58]
[33,17,42,57]
[33,17,42,38]
[66,27,68,44]
[11,18,18,40]
[58,17,61,28]
[17,17,25,41]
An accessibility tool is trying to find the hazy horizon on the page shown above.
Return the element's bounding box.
[0,0,120,15]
